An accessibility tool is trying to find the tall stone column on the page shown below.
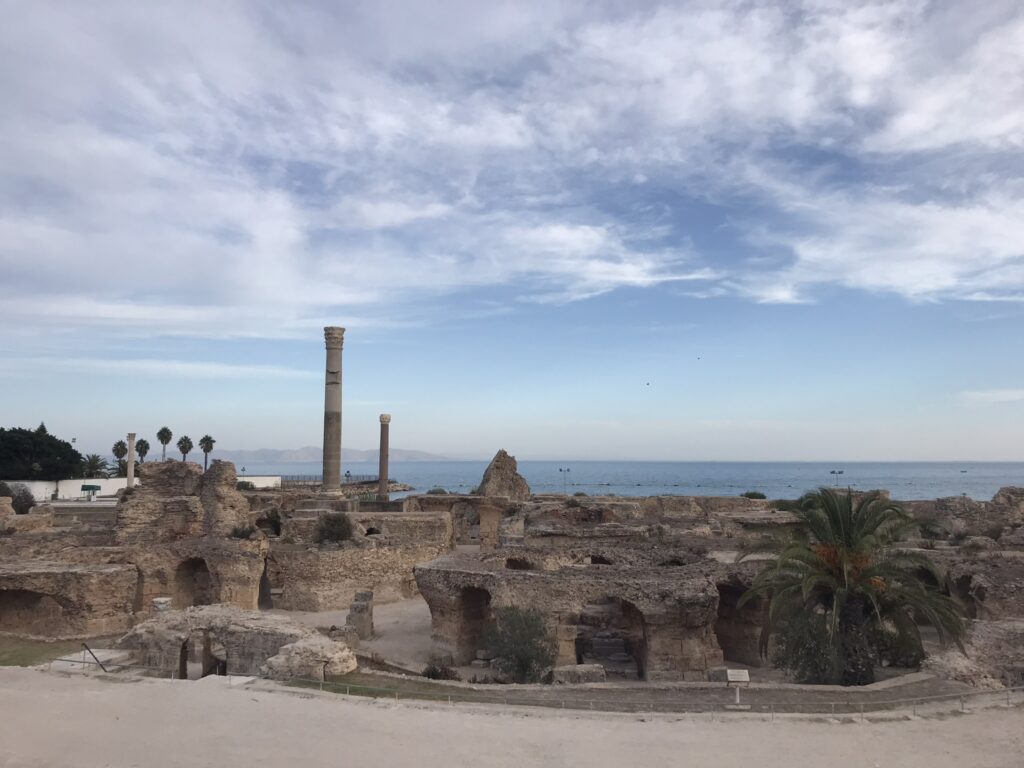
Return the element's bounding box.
[377,414,391,502]
[322,327,345,490]
[126,432,137,489]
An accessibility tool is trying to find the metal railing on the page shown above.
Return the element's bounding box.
[46,655,1024,718]
[280,474,379,488]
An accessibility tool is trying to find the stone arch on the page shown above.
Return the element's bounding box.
[575,596,647,679]
[457,586,493,663]
[0,589,68,636]
[173,558,215,608]
[589,555,613,565]
[364,526,381,536]
[713,582,764,667]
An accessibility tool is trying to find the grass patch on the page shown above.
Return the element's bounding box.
[0,637,83,667]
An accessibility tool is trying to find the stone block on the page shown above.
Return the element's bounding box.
[551,664,607,684]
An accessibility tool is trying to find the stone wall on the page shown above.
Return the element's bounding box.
[0,561,137,639]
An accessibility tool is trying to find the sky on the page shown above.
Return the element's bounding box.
[1,0,1023,461]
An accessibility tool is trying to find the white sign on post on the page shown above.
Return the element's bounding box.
[726,669,750,684]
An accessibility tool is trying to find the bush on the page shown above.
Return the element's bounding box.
[771,610,841,684]
[236,480,255,491]
[770,498,803,512]
[741,491,767,499]
[422,664,461,681]
[565,497,581,508]
[485,606,556,684]
[0,481,12,498]
[984,525,1005,542]
[315,512,353,543]
[9,483,35,515]
[229,525,256,539]
[573,491,587,497]
[426,487,449,495]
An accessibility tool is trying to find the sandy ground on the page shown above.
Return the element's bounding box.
[0,668,1021,768]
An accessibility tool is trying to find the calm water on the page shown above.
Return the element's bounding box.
[235,461,1024,501]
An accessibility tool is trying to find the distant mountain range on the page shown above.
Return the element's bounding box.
[216,446,450,463]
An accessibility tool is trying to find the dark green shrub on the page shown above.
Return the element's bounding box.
[770,498,802,512]
[0,481,12,498]
[230,525,256,539]
[771,610,841,684]
[565,497,581,508]
[573,491,587,497]
[9,483,35,515]
[236,480,255,491]
[485,606,556,684]
[422,664,461,681]
[426,487,448,495]
[741,491,767,499]
[315,512,353,543]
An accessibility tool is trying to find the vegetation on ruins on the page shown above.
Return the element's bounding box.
[426,487,449,495]
[81,454,112,479]
[0,424,83,481]
[485,606,557,684]
[157,426,173,461]
[176,435,193,461]
[741,491,767,499]
[135,438,150,463]
[198,434,216,469]
[315,512,353,543]
[422,664,461,681]
[236,480,255,491]
[739,488,965,686]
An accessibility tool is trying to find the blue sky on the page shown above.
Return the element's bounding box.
[1,1,1023,460]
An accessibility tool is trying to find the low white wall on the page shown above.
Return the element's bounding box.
[3,474,281,500]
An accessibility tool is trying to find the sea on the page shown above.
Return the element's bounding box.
[233,461,1024,501]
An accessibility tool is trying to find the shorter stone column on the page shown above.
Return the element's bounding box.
[346,590,374,640]
[126,432,137,489]
[377,414,391,502]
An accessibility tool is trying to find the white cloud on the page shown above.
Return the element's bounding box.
[962,389,1024,404]
[0,357,318,380]
[1,0,1023,344]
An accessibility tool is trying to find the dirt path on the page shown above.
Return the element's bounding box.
[1,668,1021,768]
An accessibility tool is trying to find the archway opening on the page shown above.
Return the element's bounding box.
[258,560,273,610]
[0,589,66,636]
[174,558,214,608]
[505,558,533,571]
[589,555,612,565]
[364,527,381,536]
[458,586,493,663]
[714,582,764,667]
[575,597,646,679]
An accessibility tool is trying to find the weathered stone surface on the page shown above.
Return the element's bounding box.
[551,663,606,684]
[477,450,531,502]
[924,619,1024,688]
[0,561,137,638]
[346,590,373,639]
[119,604,353,677]
[0,497,14,518]
[262,634,357,681]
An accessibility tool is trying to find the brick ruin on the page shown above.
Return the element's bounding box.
[413,455,1024,683]
[0,459,452,640]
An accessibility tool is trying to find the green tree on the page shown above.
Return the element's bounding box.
[111,440,128,477]
[0,425,83,480]
[157,427,173,461]
[485,606,556,683]
[198,434,216,470]
[81,454,111,479]
[739,488,965,685]
[135,438,150,463]
[176,435,193,462]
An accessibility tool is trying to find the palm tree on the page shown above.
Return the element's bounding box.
[111,440,128,477]
[198,434,216,470]
[135,438,150,463]
[157,427,173,461]
[176,435,193,462]
[81,454,111,479]
[739,487,965,686]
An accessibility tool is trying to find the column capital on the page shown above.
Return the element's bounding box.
[379,413,391,424]
[127,432,136,441]
[324,326,346,349]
